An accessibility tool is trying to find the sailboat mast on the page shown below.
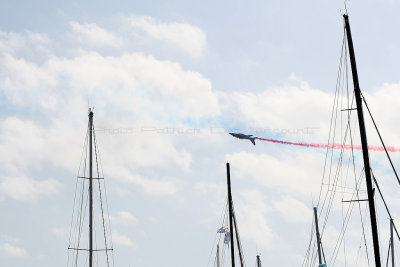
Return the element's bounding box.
[217,244,220,267]
[232,213,244,267]
[313,207,323,266]
[256,255,262,267]
[88,109,94,267]
[391,219,395,267]
[226,163,235,267]
[343,14,381,267]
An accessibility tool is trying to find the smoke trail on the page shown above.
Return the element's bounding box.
[255,137,400,152]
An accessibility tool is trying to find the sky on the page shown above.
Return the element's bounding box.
[2,0,400,266]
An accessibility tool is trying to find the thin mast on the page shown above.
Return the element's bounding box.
[344,14,381,267]
[256,255,262,267]
[226,163,235,267]
[89,109,94,267]
[217,244,220,267]
[233,212,244,267]
[313,207,323,266]
[391,219,395,267]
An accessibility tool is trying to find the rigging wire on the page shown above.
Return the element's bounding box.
[207,197,229,267]
[301,214,315,267]
[232,203,246,267]
[317,26,347,209]
[308,11,400,265]
[92,128,115,267]
[318,28,354,245]
[328,169,364,266]
[93,124,111,267]
[345,58,371,266]
[340,53,348,266]
[306,27,355,267]
[71,121,90,267]
[93,212,99,267]
[385,240,391,267]
[371,170,400,242]
[322,61,370,264]
[74,145,90,267]
[68,117,115,267]
[74,177,90,267]
[307,18,393,266]
[361,93,400,186]
[327,56,371,264]
[355,231,366,266]
[67,125,89,267]
[321,58,361,267]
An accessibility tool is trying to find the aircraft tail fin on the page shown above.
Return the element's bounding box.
[250,137,256,145]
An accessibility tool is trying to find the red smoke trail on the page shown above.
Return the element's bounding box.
[255,137,400,152]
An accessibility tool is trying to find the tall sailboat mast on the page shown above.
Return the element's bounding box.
[232,213,244,267]
[88,108,94,267]
[216,244,221,267]
[313,207,323,266]
[226,163,235,267]
[256,255,262,267]
[391,219,395,267]
[343,14,381,267]
[68,109,114,267]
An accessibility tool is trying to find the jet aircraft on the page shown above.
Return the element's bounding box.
[229,133,256,145]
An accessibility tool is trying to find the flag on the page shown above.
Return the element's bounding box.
[217,226,228,233]
[224,232,231,244]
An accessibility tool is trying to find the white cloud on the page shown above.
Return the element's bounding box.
[362,82,400,145]
[136,176,178,196]
[0,30,51,57]
[219,77,400,155]
[0,117,80,172]
[273,196,312,223]
[0,28,223,198]
[195,181,224,198]
[1,51,219,119]
[0,175,62,203]
[106,167,178,197]
[99,130,193,173]
[0,11,399,267]
[0,19,399,267]
[219,80,332,135]
[235,190,275,249]
[117,211,137,223]
[226,151,323,197]
[113,232,136,247]
[0,117,71,203]
[69,21,123,48]
[194,181,226,226]
[128,15,206,57]
[0,243,27,258]
[51,227,68,240]
[113,186,132,197]
[111,211,137,225]
[0,116,183,199]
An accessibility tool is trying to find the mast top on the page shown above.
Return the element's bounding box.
[344,13,382,267]
[88,108,93,117]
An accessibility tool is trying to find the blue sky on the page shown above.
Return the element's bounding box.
[1,1,400,267]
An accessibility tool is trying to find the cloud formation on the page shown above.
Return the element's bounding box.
[113,232,136,247]
[69,21,123,48]
[127,15,206,57]
[0,23,217,200]
[0,243,27,258]
[1,11,400,267]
